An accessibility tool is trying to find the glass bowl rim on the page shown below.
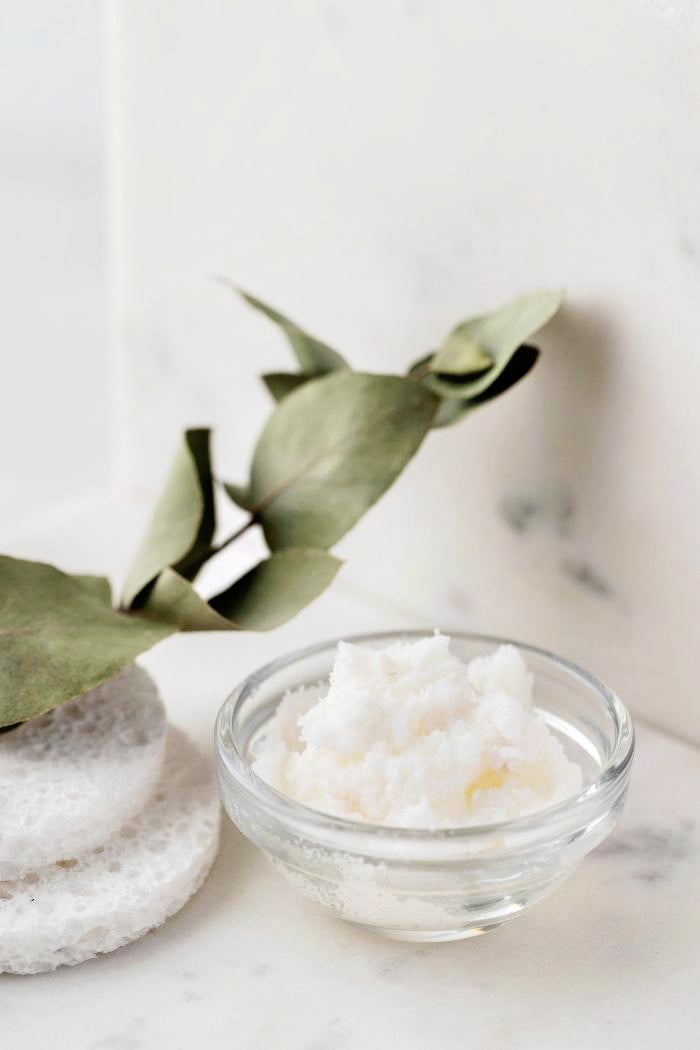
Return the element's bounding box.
[215,629,635,840]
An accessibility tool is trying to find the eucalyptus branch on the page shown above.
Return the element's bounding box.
[0,286,564,728]
[209,515,258,557]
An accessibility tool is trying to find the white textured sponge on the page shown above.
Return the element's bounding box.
[0,728,220,974]
[0,665,166,879]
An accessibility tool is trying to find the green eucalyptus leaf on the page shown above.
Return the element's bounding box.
[448,287,562,364]
[430,337,492,377]
[139,550,341,632]
[468,343,540,403]
[0,555,176,728]
[223,480,254,512]
[139,569,235,631]
[425,289,562,400]
[432,398,472,428]
[247,372,438,549]
[122,429,215,608]
[408,289,561,401]
[430,345,540,427]
[71,573,113,605]
[210,549,342,630]
[219,278,348,375]
[262,372,309,402]
[406,354,433,382]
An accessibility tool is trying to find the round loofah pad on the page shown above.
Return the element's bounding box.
[0,728,220,974]
[0,665,167,879]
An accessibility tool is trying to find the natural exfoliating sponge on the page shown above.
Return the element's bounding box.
[0,665,166,879]
[0,728,220,974]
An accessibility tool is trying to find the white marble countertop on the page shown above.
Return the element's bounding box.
[2,497,698,1049]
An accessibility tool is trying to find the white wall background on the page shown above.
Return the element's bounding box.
[0,2,109,528]
[110,0,700,740]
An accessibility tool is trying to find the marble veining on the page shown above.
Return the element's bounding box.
[561,559,613,598]
[375,949,426,982]
[596,820,696,882]
[499,485,575,537]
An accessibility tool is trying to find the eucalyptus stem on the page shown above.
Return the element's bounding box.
[209,515,258,556]
[408,361,432,382]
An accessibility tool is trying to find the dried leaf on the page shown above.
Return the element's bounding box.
[223,481,254,512]
[430,337,492,377]
[247,373,438,549]
[138,569,234,631]
[71,574,113,605]
[210,549,342,630]
[0,556,176,727]
[423,289,562,400]
[139,551,341,632]
[121,429,215,608]
[262,373,309,402]
[219,279,348,375]
[431,345,540,427]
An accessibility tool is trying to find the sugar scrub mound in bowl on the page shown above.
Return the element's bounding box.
[253,635,583,828]
[0,728,220,975]
[0,665,166,879]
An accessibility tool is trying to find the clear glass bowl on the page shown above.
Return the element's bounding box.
[215,632,634,942]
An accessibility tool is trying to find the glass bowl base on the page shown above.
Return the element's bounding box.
[346,920,504,942]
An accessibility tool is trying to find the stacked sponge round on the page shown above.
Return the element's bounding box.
[0,666,220,974]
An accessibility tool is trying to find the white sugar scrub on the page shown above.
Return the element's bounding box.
[0,665,166,879]
[252,635,583,828]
